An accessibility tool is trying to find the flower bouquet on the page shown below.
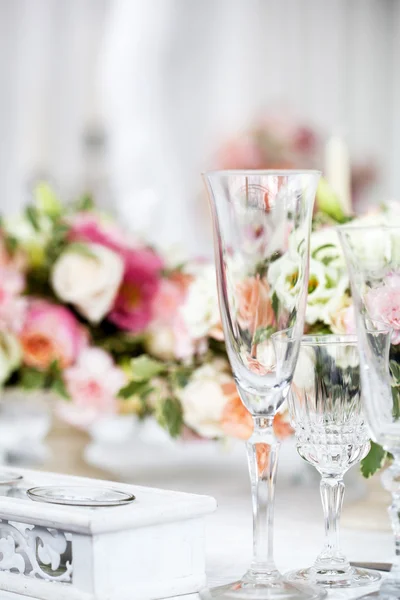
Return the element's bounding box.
[0,182,388,476]
[0,183,292,446]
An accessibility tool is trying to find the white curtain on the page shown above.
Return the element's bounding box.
[0,0,398,255]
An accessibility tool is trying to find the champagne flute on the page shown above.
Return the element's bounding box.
[203,170,323,600]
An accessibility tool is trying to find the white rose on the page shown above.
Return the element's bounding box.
[0,331,21,386]
[176,360,231,438]
[145,327,176,361]
[52,243,124,323]
[181,265,220,339]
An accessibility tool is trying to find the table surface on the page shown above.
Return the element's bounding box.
[33,421,395,599]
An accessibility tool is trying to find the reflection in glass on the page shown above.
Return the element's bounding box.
[278,335,379,588]
[338,225,400,599]
[203,170,323,600]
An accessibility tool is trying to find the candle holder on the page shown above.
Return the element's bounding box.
[0,468,216,600]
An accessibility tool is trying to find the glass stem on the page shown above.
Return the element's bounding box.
[246,416,280,579]
[388,492,400,574]
[314,476,349,571]
[381,463,400,595]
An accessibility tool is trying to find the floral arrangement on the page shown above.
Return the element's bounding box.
[216,113,376,212]
[0,180,397,476]
[0,183,293,443]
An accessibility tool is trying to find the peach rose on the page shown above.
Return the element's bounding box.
[221,387,293,441]
[20,301,87,370]
[236,276,274,334]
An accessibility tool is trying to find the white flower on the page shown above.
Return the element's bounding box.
[180,265,220,339]
[268,254,302,311]
[269,229,349,325]
[51,243,124,323]
[0,331,21,386]
[176,360,231,438]
[146,327,177,361]
[4,213,52,247]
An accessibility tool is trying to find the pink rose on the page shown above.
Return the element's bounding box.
[0,267,27,332]
[109,249,163,333]
[148,273,197,361]
[366,276,400,344]
[68,212,135,256]
[20,301,87,370]
[59,348,126,428]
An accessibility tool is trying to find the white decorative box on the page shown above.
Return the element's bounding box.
[0,469,216,600]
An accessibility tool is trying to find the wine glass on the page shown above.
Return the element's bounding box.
[203,170,323,600]
[338,225,400,599]
[276,334,380,588]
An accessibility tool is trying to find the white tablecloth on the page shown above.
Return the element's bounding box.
[41,423,394,599]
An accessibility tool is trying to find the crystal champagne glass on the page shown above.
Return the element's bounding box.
[276,334,380,588]
[338,225,400,599]
[203,170,323,600]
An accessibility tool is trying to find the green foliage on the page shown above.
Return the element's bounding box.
[155,396,183,438]
[118,379,153,401]
[169,365,193,389]
[316,178,348,224]
[253,325,275,345]
[74,193,95,212]
[271,292,279,320]
[130,355,166,382]
[66,242,97,259]
[19,361,70,400]
[361,440,390,478]
[34,182,62,217]
[20,367,46,390]
[306,321,332,335]
[25,206,41,232]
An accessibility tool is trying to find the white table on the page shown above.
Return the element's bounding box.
[84,433,393,598]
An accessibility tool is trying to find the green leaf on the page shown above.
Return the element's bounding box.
[65,242,97,259]
[316,178,348,223]
[34,182,62,217]
[253,325,275,345]
[361,440,388,478]
[75,194,95,212]
[130,355,166,382]
[20,367,46,390]
[170,366,193,388]
[311,244,337,259]
[118,380,153,400]
[156,397,183,438]
[51,376,70,400]
[4,234,18,255]
[25,205,41,232]
[306,321,332,335]
[390,360,400,383]
[271,292,279,319]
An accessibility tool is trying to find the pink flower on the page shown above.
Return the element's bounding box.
[366,276,400,344]
[218,135,265,170]
[0,267,27,332]
[59,348,127,428]
[147,273,198,361]
[68,212,135,256]
[152,278,184,323]
[109,249,163,332]
[20,301,87,370]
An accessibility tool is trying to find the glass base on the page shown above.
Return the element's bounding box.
[286,566,380,588]
[201,573,326,600]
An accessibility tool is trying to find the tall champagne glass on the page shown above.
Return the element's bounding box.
[203,170,323,600]
[338,225,400,599]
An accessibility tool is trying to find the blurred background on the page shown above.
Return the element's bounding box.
[0,1,395,573]
[1,0,398,256]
